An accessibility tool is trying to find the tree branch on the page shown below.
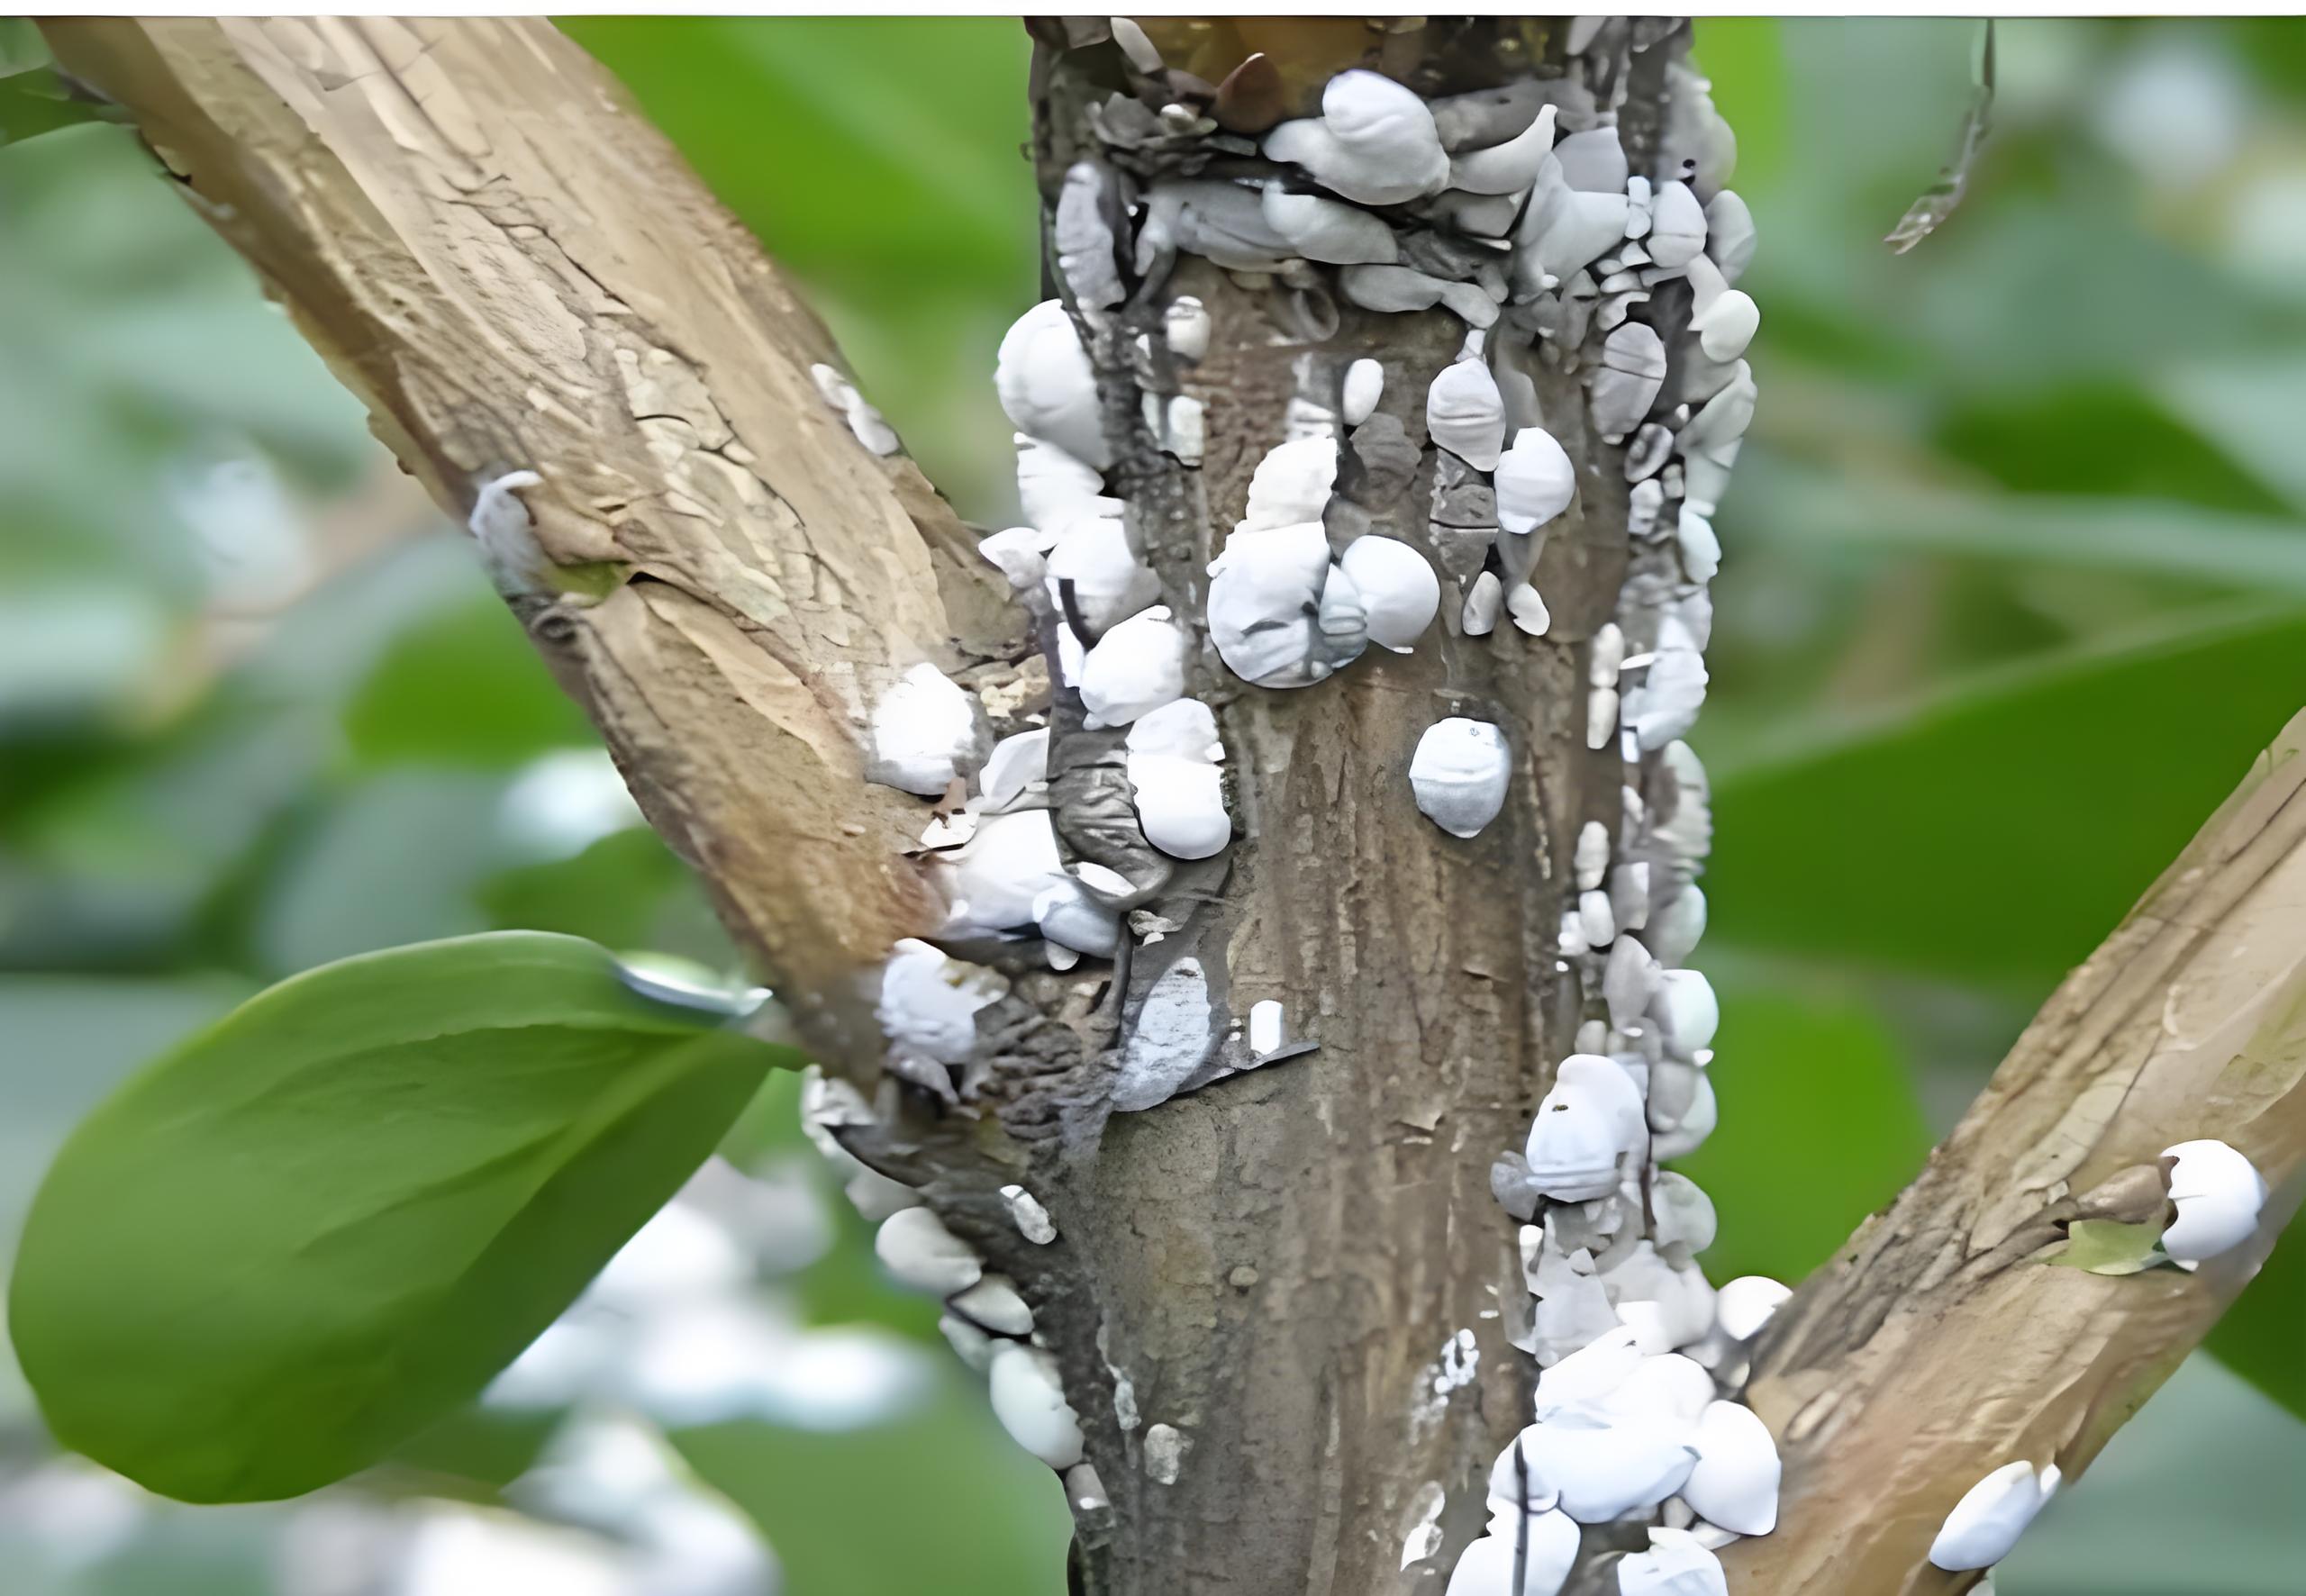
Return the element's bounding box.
[1723,707,2306,1594]
[41,14,1022,1069]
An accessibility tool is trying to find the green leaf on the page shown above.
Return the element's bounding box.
[2054,1219,2166,1276]
[1709,606,2306,986]
[2209,1220,2306,1423]
[7,931,793,1503]
[343,595,594,770]
[1675,977,1933,1284]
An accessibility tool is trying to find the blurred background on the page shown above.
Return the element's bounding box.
[5,15,2305,1594]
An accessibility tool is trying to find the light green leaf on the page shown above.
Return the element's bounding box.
[2053,1219,2166,1276]
[8,931,794,1503]
[1709,605,2306,985]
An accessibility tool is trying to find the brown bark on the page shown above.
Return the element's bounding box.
[1720,706,2306,1595]
[42,14,2306,1596]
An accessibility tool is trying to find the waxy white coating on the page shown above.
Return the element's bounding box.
[949,1274,1035,1338]
[1506,1410,1698,1525]
[996,299,1110,468]
[1444,1508,1580,1596]
[1525,1054,1649,1202]
[1411,717,1512,839]
[1428,358,1508,470]
[1341,358,1386,426]
[1243,436,1339,530]
[868,662,979,796]
[2160,1138,2268,1265]
[1494,427,1576,534]
[1262,185,1402,265]
[1464,571,1505,636]
[1712,1276,1791,1343]
[1000,1183,1058,1245]
[874,1207,982,1297]
[877,939,1004,1062]
[1015,434,1121,533]
[1929,1460,2059,1571]
[1127,700,1231,860]
[1341,535,1441,652]
[1616,1527,1728,1596]
[1265,69,1452,206]
[1079,605,1189,729]
[1650,969,1720,1061]
[1047,517,1160,635]
[1449,104,1559,196]
[1682,1400,1780,1536]
[987,1343,1086,1469]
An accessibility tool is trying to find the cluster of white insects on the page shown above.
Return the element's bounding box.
[784,21,2278,1591]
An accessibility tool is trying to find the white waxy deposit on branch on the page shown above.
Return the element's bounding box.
[1494,427,1577,534]
[876,939,1005,1063]
[1341,358,1386,425]
[1428,358,1509,470]
[1046,517,1160,637]
[1929,1460,2060,1572]
[1525,1055,1649,1202]
[1445,1509,1580,1596]
[996,299,1110,468]
[1078,605,1190,729]
[1681,1399,1781,1536]
[987,1343,1086,1469]
[868,662,979,796]
[1262,185,1403,265]
[1126,699,1230,860]
[1264,68,1452,206]
[2159,1138,2269,1265]
[1339,535,1440,652]
[1410,717,1512,839]
[1616,1527,1729,1596]
[874,1207,982,1297]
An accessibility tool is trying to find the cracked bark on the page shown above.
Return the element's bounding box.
[44,14,2306,1596]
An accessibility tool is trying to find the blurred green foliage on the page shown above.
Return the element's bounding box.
[5,15,2306,1595]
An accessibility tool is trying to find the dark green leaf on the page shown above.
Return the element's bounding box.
[1677,978,1933,1284]
[8,931,792,1502]
[2208,1220,2306,1423]
[1710,607,2306,986]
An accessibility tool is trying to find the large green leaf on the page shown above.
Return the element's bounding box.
[1708,606,2306,986]
[8,931,793,1503]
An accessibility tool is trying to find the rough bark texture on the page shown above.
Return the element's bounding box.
[43,14,2306,1596]
[1720,706,2306,1595]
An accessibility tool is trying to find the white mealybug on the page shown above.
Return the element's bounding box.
[1338,262,1503,329]
[1514,168,1632,295]
[1261,185,1403,265]
[1677,507,1721,583]
[877,939,1006,1062]
[1249,999,1287,1056]
[1000,1183,1058,1245]
[1590,322,1667,441]
[868,661,981,796]
[949,1274,1035,1337]
[1015,433,1122,533]
[1601,1241,1717,1355]
[1702,190,1757,283]
[1530,1323,1644,1417]
[1622,615,1708,751]
[1552,126,1629,193]
[1264,69,1452,206]
[1242,435,1339,530]
[996,299,1110,468]
[1587,685,1621,751]
[1448,103,1558,195]
[1643,180,1708,269]
[1428,358,1508,470]
[1615,1528,1728,1596]
[1713,1275,1792,1344]
[987,1343,1087,1469]
[2159,1138,2268,1266]
[1501,1409,1698,1525]
[1648,1062,1719,1161]
[1494,426,1577,534]
[1443,1510,1580,1596]
[1690,284,1759,363]
[1929,1460,2060,1572]
[1208,521,1366,688]
[1126,698,1231,860]
[874,1206,983,1297]
[1464,571,1505,636]
[1078,604,1190,729]
[1410,717,1512,839]
[1524,1054,1649,1202]
[1575,820,1611,891]
[1339,535,1441,652]
[1649,969,1720,1062]
[1507,582,1552,637]
[1340,358,1386,426]
[1046,517,1160,636]
[1682,1400,1781,1536]
[1165,295,1212,362]
[1165,395,1206,466]
[1648,1172,1719,1266]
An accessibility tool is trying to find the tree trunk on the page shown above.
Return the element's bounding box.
[41,16,2306,1596]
